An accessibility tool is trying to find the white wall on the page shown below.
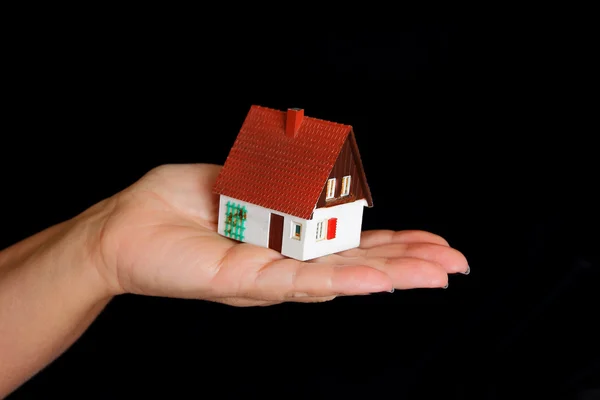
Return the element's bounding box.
[217,195,307,260]
[280,214,306,261]
[217,195,368,261]
[218,195,269,247]
[302,199,368,261]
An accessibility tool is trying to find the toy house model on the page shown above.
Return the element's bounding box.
[212,105,373,261]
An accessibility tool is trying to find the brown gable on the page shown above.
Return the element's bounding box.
[316,128,373,209]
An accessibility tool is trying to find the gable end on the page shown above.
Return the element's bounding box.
[315,128,373,209]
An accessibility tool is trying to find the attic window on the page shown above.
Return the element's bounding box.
[326,178,336,200]
[341,175,351,196]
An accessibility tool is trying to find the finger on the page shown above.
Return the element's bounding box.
[214,295,337,306]
[314,255,448,289]
[359,230,450,249]
[363,243,469,274]
[215,297,280,307]
[248,259,393,300]
[285,294,338,303]
[376,257,448,288]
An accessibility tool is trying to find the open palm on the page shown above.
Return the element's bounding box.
[92,164,469,306]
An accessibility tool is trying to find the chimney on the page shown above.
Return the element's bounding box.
[286,108,304,138]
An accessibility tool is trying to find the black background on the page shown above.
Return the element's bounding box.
[2,16,599,400]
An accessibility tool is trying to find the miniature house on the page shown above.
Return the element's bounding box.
[212,105,373,261]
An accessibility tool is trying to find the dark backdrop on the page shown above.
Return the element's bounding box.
[3,21,598,399]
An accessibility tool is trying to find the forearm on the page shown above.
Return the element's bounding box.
[0,208,113,397]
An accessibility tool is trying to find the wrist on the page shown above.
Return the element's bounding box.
[37,218,115,305]
[68,196,124,298]
[0,215,112,304]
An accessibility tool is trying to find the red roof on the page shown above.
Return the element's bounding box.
[213,105,360,219]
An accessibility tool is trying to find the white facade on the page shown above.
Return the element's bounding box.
[217,194,368,261]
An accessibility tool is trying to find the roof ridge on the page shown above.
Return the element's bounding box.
[250,104,352,129]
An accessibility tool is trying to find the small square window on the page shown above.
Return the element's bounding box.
[341,175,351,196]
[292,221,302,240]
[326,178,336,200]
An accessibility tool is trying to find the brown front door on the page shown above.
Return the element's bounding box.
[268,213,284,252]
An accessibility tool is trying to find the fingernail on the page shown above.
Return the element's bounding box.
[442,283,449,289]
[462,265,470,275]
[389,288,395,293]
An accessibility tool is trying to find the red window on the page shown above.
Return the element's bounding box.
[327,218,337,240]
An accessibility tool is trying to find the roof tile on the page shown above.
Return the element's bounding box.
[213,105,351,219]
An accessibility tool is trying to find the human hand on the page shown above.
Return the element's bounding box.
[85,164,469,306]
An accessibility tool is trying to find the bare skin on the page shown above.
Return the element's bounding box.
[0,163,468,397]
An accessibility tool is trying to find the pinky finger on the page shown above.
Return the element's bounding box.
[286,295,338,303]
[214,298,280,307]
[215,295,337,306]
